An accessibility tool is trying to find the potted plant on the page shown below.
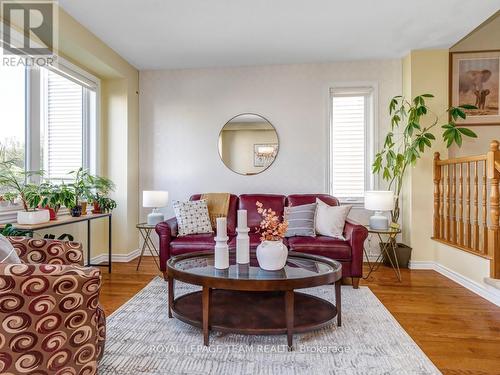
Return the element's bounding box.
[0,160,49,224]
[38,182,75,220]
[89,175,116,213]
[255,201,289,270]
[372,94,477,267]
[67,168,93,217]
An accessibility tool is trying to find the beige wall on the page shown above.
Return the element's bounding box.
[2,7,140,257]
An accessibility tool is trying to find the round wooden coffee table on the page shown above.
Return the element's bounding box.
[166,251,342,348]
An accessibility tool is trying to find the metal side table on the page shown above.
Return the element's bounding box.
[363,226,402,282]
[136,223,160,271]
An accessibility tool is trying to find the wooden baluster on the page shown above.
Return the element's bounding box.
[433,153,441,239]
[465,162,471,248]
[482,161,488,254]
[440,162,445,240]
[487,140,500,278]
[458,163,464,246]
[451,164,457,243]
[473,161,479,251]
[445,165,451,241]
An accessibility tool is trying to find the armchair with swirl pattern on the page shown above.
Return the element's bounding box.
[0,237,106,375]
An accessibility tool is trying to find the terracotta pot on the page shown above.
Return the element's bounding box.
[92,202,101,214]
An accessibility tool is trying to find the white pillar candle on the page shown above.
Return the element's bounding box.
[237,209,247,229]
[216,217,227,238]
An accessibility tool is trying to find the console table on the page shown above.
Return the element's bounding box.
[1,213,112,272]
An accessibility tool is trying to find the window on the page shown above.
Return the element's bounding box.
[329,87,374,204]
[0,46,99,214]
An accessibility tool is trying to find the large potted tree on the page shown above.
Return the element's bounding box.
[372,94,477,267]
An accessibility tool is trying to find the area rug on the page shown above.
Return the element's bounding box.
[99,277,440,375]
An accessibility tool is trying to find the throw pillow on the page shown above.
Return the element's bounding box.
[173,199,213,236]
[284,203,317,237]
[0,234,22,264]
[315,198,352,239]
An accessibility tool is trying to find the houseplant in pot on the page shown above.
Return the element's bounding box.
[372,94,478,267]
[0,159,49,224]
[67,168,93,217]
[38,182,75,220]
[89,175,116,213]
[255,201,288,271]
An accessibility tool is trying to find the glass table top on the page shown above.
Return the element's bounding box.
[168,252,340,281]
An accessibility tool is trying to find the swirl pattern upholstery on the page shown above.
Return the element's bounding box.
[0,238,106,375]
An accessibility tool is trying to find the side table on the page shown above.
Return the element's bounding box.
[136,223,160,271]
[363,226,402,282]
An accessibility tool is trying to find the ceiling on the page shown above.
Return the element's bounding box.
[58,0,500,70]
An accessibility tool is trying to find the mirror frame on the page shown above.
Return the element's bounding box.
[218,113,279,176]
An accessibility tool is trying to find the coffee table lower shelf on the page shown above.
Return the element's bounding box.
[171,289,338,346]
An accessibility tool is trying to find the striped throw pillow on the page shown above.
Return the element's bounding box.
[284,203,317,237]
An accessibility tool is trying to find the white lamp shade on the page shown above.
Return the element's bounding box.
[143,191,169,208]
[364,191,394,211]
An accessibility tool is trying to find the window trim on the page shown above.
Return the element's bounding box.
[326,83,377,206]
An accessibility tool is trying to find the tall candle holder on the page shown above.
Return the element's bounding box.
[214,217,229,269]
[236,210,250,264]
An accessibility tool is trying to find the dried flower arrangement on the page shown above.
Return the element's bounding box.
[256,201,288,241]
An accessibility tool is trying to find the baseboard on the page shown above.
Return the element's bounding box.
[90,248,141,264]
[409,260,500,306]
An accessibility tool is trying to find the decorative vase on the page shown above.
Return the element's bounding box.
[81,201,88,215]
[17,209,50,225]
[256,240,288,271]
[71,205,82,217]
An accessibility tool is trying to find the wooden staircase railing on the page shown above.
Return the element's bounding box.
[433,140,500,279]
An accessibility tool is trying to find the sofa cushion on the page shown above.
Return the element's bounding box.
[284,203,317,237]
[170,233,216,255]
[191,194,239,236]
[0,234,21,264]
[239,194,286,233]
[287,194,339,207]
[287,236,351,260]
[173,200,213,236]
[315,198,351,239]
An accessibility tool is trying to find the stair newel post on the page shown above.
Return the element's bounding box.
[487,140,500,278]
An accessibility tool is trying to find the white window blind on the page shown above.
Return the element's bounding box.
[330,88,373,202]
[42,70,84,181]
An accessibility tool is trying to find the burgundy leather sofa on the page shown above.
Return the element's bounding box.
[156,193,368,288]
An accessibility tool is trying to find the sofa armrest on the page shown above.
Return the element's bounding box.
[155,217,178,272]
[0,263,104,373]
[8,237,84,266]
[343,219,368,277]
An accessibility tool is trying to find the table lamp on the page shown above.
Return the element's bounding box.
[143,190,169,225]
[364,191,394,230]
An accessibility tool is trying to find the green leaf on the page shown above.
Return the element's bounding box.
[458,104,477,110]
[457,127,477,138]
[456,108,466,119]
[383,167,391,180]
[454,131,462,147]
[424,132,435,140]
[421,94,434,98]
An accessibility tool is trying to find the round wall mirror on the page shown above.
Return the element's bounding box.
[218,113,279,175]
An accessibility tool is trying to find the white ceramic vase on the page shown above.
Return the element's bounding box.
[256,240,288,271]
[17,209,50,225]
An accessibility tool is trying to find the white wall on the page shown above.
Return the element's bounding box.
[139,60,402,222]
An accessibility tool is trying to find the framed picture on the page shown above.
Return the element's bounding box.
[450,50,500,126]
[254,143,278,167]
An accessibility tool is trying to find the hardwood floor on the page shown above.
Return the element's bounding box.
[99,258,500,375]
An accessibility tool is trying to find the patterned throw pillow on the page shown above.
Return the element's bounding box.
[173,199,213,236]
[284,203,317,237]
